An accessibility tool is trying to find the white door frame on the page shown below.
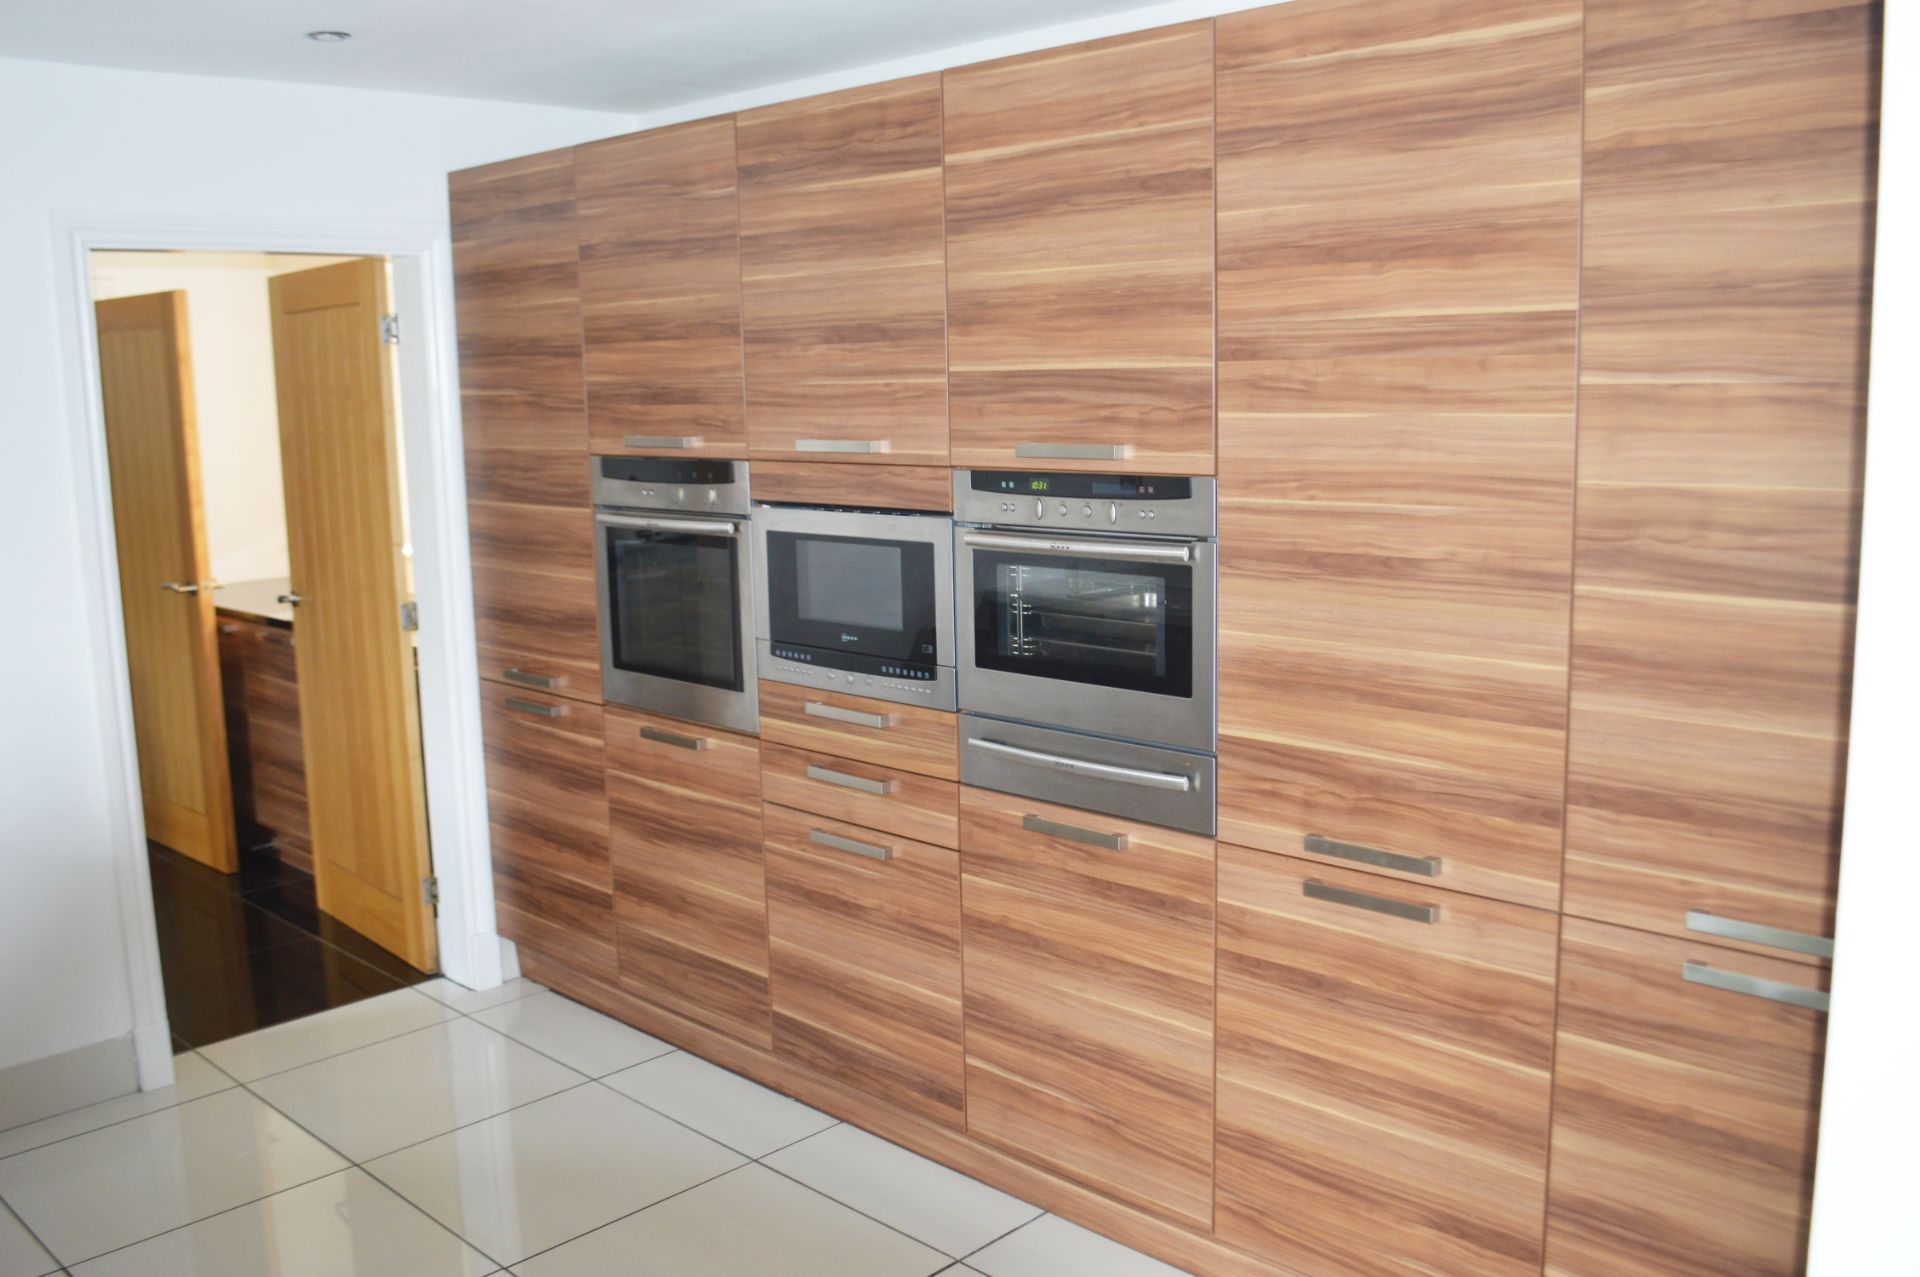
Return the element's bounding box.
[51,213,501,1091]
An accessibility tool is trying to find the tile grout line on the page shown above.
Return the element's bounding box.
[1,1191,68,1276]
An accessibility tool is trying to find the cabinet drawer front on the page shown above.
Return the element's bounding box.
[758,680,958,780]
[959,786,1215,1228]
[604,707,760,802]
[764,802,964,1128]
[760,741,958,848]
[1215,846,1557,1277]
[1545,918,1828,1277]
[468,455,601,701]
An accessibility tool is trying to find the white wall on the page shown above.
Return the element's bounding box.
[0,54,631,1077]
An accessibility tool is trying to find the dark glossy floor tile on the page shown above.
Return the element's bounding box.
[234,850,317,898]
[162,937,411,1048]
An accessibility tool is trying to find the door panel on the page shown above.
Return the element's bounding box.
[96,290,237,872]
[269,258,436,971]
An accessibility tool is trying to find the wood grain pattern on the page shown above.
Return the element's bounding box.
[1544,917,1828,1277]
[1564,0,1877,958]
[748,460,953,511]
[960,786,1215,1229]
[1215,846,1558,1277]
[606,707,770,1046]
[760,741,959,848]
[219,617,311,872]
[739,75,948,464]
[943,22,1215,474]
[577,118,747,457]
[764,802,965,1128]
[758,679,958,780]
[479,681,614,985]
[1214,0,1584,911]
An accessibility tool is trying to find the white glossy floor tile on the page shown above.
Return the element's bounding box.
[415,977,545,1016]
[198,988,457,1082]
[601,1050,835,1157]
[514,1164,945,1277]
[0,1088,346,1265]
[364,1083,742,1265]
[469,992,675,1077]
[968,1215,1193,1277]
[764,1122,1042,1258]
[68,1169,496,1277]
[0,1203,57,1277]
[250,1019,586,1161]
[0,1054,233,1159]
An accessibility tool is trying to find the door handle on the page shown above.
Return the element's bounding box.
[505,697,565,719]
[595,513,739,537]
[623,435,703,450]
[803,701,893,729]
[161,581,200,594]
[1021,813,1127,851]
[276,591,303,607]
[1014,442,1133,461]
[1683,962,1829,1013]
[808,829,895,861]
[640,725,709,752]
[805,764,894,796]
[1303,833,1440,878]
[966,737,1193,792]
[795,439,890,454]
[960,532,1192,564]
[1684,911,1834,960]
[1303,878,1438,925]
[502,668,560,689]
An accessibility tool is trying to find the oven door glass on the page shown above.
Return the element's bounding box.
[605,523,744,692]
[970,545,1192,699]
[765,532,937,666]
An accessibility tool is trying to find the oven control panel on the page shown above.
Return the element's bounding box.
[759,641,958,711]
[954,470,1217,539]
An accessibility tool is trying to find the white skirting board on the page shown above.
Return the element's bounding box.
[0,1034,138,1131]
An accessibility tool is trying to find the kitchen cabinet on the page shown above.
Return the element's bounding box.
[217,612,310,872]
[738,75,948,465]
[1215,846,1557,1277]
[764,802,964,1129]
[1544,918,1829,1277]
[760,741,958,849]
[450,148,601,700]
[943,23,1214,474]
[959,786,1215,1229]
[757,680,958,781]
[478,681,614,985]
[1561,0,1875,960]
[606,707,770,1047]
[576,118,748,459]
[1214,0,1583,911]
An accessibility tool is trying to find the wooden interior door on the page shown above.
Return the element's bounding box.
[269,258,437,971]
[96,290,238,872]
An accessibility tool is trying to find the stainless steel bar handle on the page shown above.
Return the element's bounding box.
[806,764,894,796]
[1683,962,1830,1013]
[595,513,739,537]
[1303,833,1440,878]
[1304,879,1438,924]
[1021,813,1127,852]
[505,697,565,719]
[809,829,895,862]
[623,435,703,449]
[804,701,892,729]
[502,668,560,689]
[795,439,890,454]
[1684,911,1834,960]
[640,725,709,752]
[1015,442,1133,461]
[966,738,1193,792]
[960,532,1192,564]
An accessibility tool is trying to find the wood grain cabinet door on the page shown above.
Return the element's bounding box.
[1545,918,1829,1277]
[1562,0,1877,960]
[576,118,748,459]
[1215,847,1558,1277]
[1214,0,1584,911]
[959,787,1214,1228]
[757,680,959,781]
[764,802,964,1129]
[943,22,1215,474]
[606,708,770,1047]
[738,76,948,465]
[478,681,614,985]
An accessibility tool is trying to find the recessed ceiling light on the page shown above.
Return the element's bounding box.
[305,30,352,42]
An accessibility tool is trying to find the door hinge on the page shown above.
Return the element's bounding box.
[400,600,419,631]
[380,313,400,345]
[422,875,440,907]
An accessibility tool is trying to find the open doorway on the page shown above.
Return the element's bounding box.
[89,249,439,1050]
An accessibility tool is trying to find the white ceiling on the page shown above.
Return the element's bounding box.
[0,0,1181,115]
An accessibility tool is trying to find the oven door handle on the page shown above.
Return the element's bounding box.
[960,532,1191,564]
[967,737,1194,792]
[595,512,739,537]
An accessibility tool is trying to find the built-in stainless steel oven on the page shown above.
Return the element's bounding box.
[753,504,956,710]
[592,457,756,734]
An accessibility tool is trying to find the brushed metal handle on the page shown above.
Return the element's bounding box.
[641,725,709,751]
[804,701,892,729]
[275,591,303,607]
[1683,962,1830,1013]
[795,439,889,454]
[505,697,564,719]
[1304,833,1440,878]
[596,512,739,537]
[960,532,1192,564]
[1022,813,1127,852]
[161,581,201,594]
[806,764,893,796]
[1685,911,1834,960]
[623,435,702,449]
[503,668,561,689]
[966,737,1192,792]
[1304,879,1438,924]
[809,829,894,862]
[1015,442,1133,461]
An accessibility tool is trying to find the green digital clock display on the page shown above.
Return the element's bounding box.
[1029,479,1049,492]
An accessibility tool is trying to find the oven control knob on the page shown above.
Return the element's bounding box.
[1110,502,1119,524]
[1035,498,1045,518]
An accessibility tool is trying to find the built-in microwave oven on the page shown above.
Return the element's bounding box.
[752,504,956,710]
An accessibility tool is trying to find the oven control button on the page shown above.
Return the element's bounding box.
[1147,510,1157,519]
[1057,502,1068,516]
[707,488,718,506]
[1082,504,1093,518]
[1035,498,1046,518]
[676,487,687,503]
[1110,502,1119,524]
